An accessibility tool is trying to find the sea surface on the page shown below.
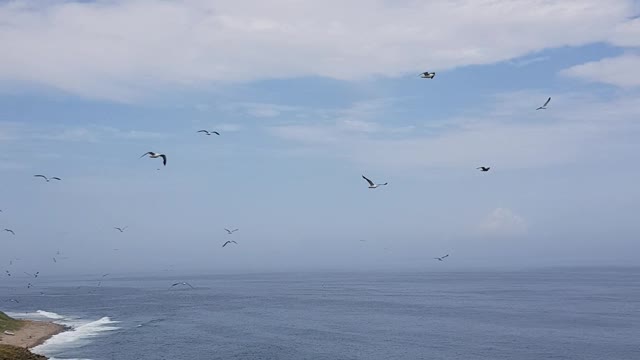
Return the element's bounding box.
[1,267,639,360]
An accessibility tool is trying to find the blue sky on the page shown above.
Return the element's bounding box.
[1,0,640,274]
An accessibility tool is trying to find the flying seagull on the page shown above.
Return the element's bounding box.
[4,229,15,235]
[434,254,449,261]
[114,226,128,233]
[420,71,436,79]
[140,152,167,166]
[102,273,110,278]
[224,228,239,235]
[170,282,195,289]
[34,175,61,182]
[24,271,39,278]
[222,240,238,248]
[536,97,551,110]
[6,299,19,303]
[197,130,220,136]
[476,167,491,172]
[362,175,388,189]
[52,257,57,263]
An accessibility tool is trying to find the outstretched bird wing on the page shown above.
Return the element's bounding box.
[197,130,209,134]
[34,175,48,180]
[442,254,449,259]
[222,241,231,247]
[139,152,153,158]
[543,97,551,107]
[159,154,167,166]
[185,282,195,289]
[4,229,15,235]
[212,131,220,135]
[362,175,375,187]
[224,228,232,234]
[51,177,61,181]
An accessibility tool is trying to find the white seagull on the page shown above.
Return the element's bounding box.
[140,152,167,166]
[434,254,449,262]
[362,175,388,189]
[34,175,61,182]
[197,130,220,136]
[224,228,239,235]
[536,97,551,110]
[222,240,238,248]
[169,282,195,289]
[420,72,436,79]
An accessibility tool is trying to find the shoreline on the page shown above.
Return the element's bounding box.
[0,319,68,349]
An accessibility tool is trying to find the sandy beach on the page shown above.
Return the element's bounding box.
[0,320,66,349]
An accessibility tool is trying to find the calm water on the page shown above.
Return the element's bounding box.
[2,268,639,360]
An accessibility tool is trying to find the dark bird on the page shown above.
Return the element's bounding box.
[170,282,195,289]
[4,229,15,235]
[102,273,110,278]
[476,167,491,172]
[224,228,239,235]
[27,283,33,288]
[536,97,551,110]
[434,254,449,261]
[420,71,436,79]
[24,271,39,278]
[140,152,167,166]
[197,130,220,136]
[34,175,61,182]
[114,226,128,233]
[362,175,388,189]
[5,270,10,277]
[52,257,57,263]
[222,240,238,248]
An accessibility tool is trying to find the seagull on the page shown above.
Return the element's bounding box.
[5,270,10,277]
[140,152,167,166]
[27,283,33,288]
[24,271,39,278]
[420,71,436,79]
[224,228,239,234]
[34,175,62,182]
[536,97,551,110]
[114,226,128,233]
[52,257,57,263]
[434,254,449,261]
[6,299,19,303]
[169,282,195,289]
[362,175,388,189]
[476,167,491,172]
[222,240,238,247]
[102,273,110,278]
[197,130,220,136]
[4,229,15,235]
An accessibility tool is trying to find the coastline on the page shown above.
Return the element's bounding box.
[0,319,67,349]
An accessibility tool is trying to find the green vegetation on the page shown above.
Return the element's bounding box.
[0,345,47,360]
[0,311,23,332]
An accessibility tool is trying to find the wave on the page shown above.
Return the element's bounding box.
[36,310,66,320]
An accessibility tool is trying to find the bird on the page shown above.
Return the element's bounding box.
[52,257,57,263]
[4,229,15,235]
[434,254,449,261]
[6,299,19,303]
[170,282,195,289]
[5,270,10,277]
[114,226,128,233]
[224,228,239,235]
[222,240,238,247]
[536,97,551,110]
[476,167,491,172]
[362,175,388,189]
[24,271,39,278]
[34,175,61,182]
[140,152,167,166]
[102,273,110,278]
[27,283,33,288]
[197,130,220,136]
[420,71,436,79]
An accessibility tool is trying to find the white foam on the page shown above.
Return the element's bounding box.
[36,310,66,320]
[33,316,120,355]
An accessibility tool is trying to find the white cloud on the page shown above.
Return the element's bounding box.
[478,208,528,237]
[0,0,634,100]
[561,54,640,87]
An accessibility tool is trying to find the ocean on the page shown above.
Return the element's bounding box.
[2,267,639,360]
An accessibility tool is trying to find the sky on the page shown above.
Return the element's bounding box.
[1,0,640,275]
